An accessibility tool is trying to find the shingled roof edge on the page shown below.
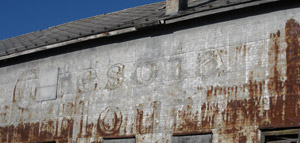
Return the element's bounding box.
[0,0,285,61]
[0,27,137,61]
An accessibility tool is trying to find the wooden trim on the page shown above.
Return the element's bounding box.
[0,27,137,61]
[298,130,300,143]
[164,0,280,24]
[262,129,300,136]
[261,128,300,143]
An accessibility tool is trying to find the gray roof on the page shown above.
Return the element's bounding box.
[0,0,281,60]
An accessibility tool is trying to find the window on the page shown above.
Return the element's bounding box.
[172,134,212,143]
[103,138,136,143]
[261,128,300,143]
[28,141,56,143]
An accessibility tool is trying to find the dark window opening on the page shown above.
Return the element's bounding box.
[261,128,300,143]
[103,137,136,143]
[29,141,56,143]
[172,134,212,143]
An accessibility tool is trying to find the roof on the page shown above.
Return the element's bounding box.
[0,0,282,60]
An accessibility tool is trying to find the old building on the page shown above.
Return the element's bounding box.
[0,0,300,142]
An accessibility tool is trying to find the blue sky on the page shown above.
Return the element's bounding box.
[0,0,163,40]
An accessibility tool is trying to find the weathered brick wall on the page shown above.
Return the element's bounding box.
[1,6,300,143]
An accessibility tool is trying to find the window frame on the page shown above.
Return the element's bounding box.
[102,137,136,143]
[261,128,300,143]
[171,133,213,143]
[28,141,56,143]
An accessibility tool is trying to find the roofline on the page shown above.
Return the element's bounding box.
[163,0,281,24]
[0,27,137,61]
[0,0,287,61]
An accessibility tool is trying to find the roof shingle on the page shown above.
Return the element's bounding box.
[0,0,282,60]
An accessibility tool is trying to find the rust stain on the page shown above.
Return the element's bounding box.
[78,112,84,138]
[282,18,300,125]
[3,19,300,143]
[198,19,300,140]
[39,120,55,139]
[183,20,298,142]
[268,30,285,96]
[238,135,247,143]
[0,119,74,143]
[173,98,203,134]
[136,108,154,134]
[243,45,247,57]
[55,119,59,137]
[136,109,143,134]
[77,87,82,94]
[85,116,94,138]
[60,118,74,139]
[175,109,200,132]
[286,19,300,95]
[123,116,128,134]
[95,83,98,90]
[97,107,122,137]
[249,71,265,98]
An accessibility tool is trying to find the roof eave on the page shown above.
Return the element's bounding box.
[0,0,285,61]
[0,27,137,61]
[162,0,281,24]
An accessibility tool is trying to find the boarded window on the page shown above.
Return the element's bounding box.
[261,128,300,143]
[172,134,212,143]
[103,138,136,143]
[37,67,59,101]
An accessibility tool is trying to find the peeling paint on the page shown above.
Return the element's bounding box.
[1,14,300,143]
